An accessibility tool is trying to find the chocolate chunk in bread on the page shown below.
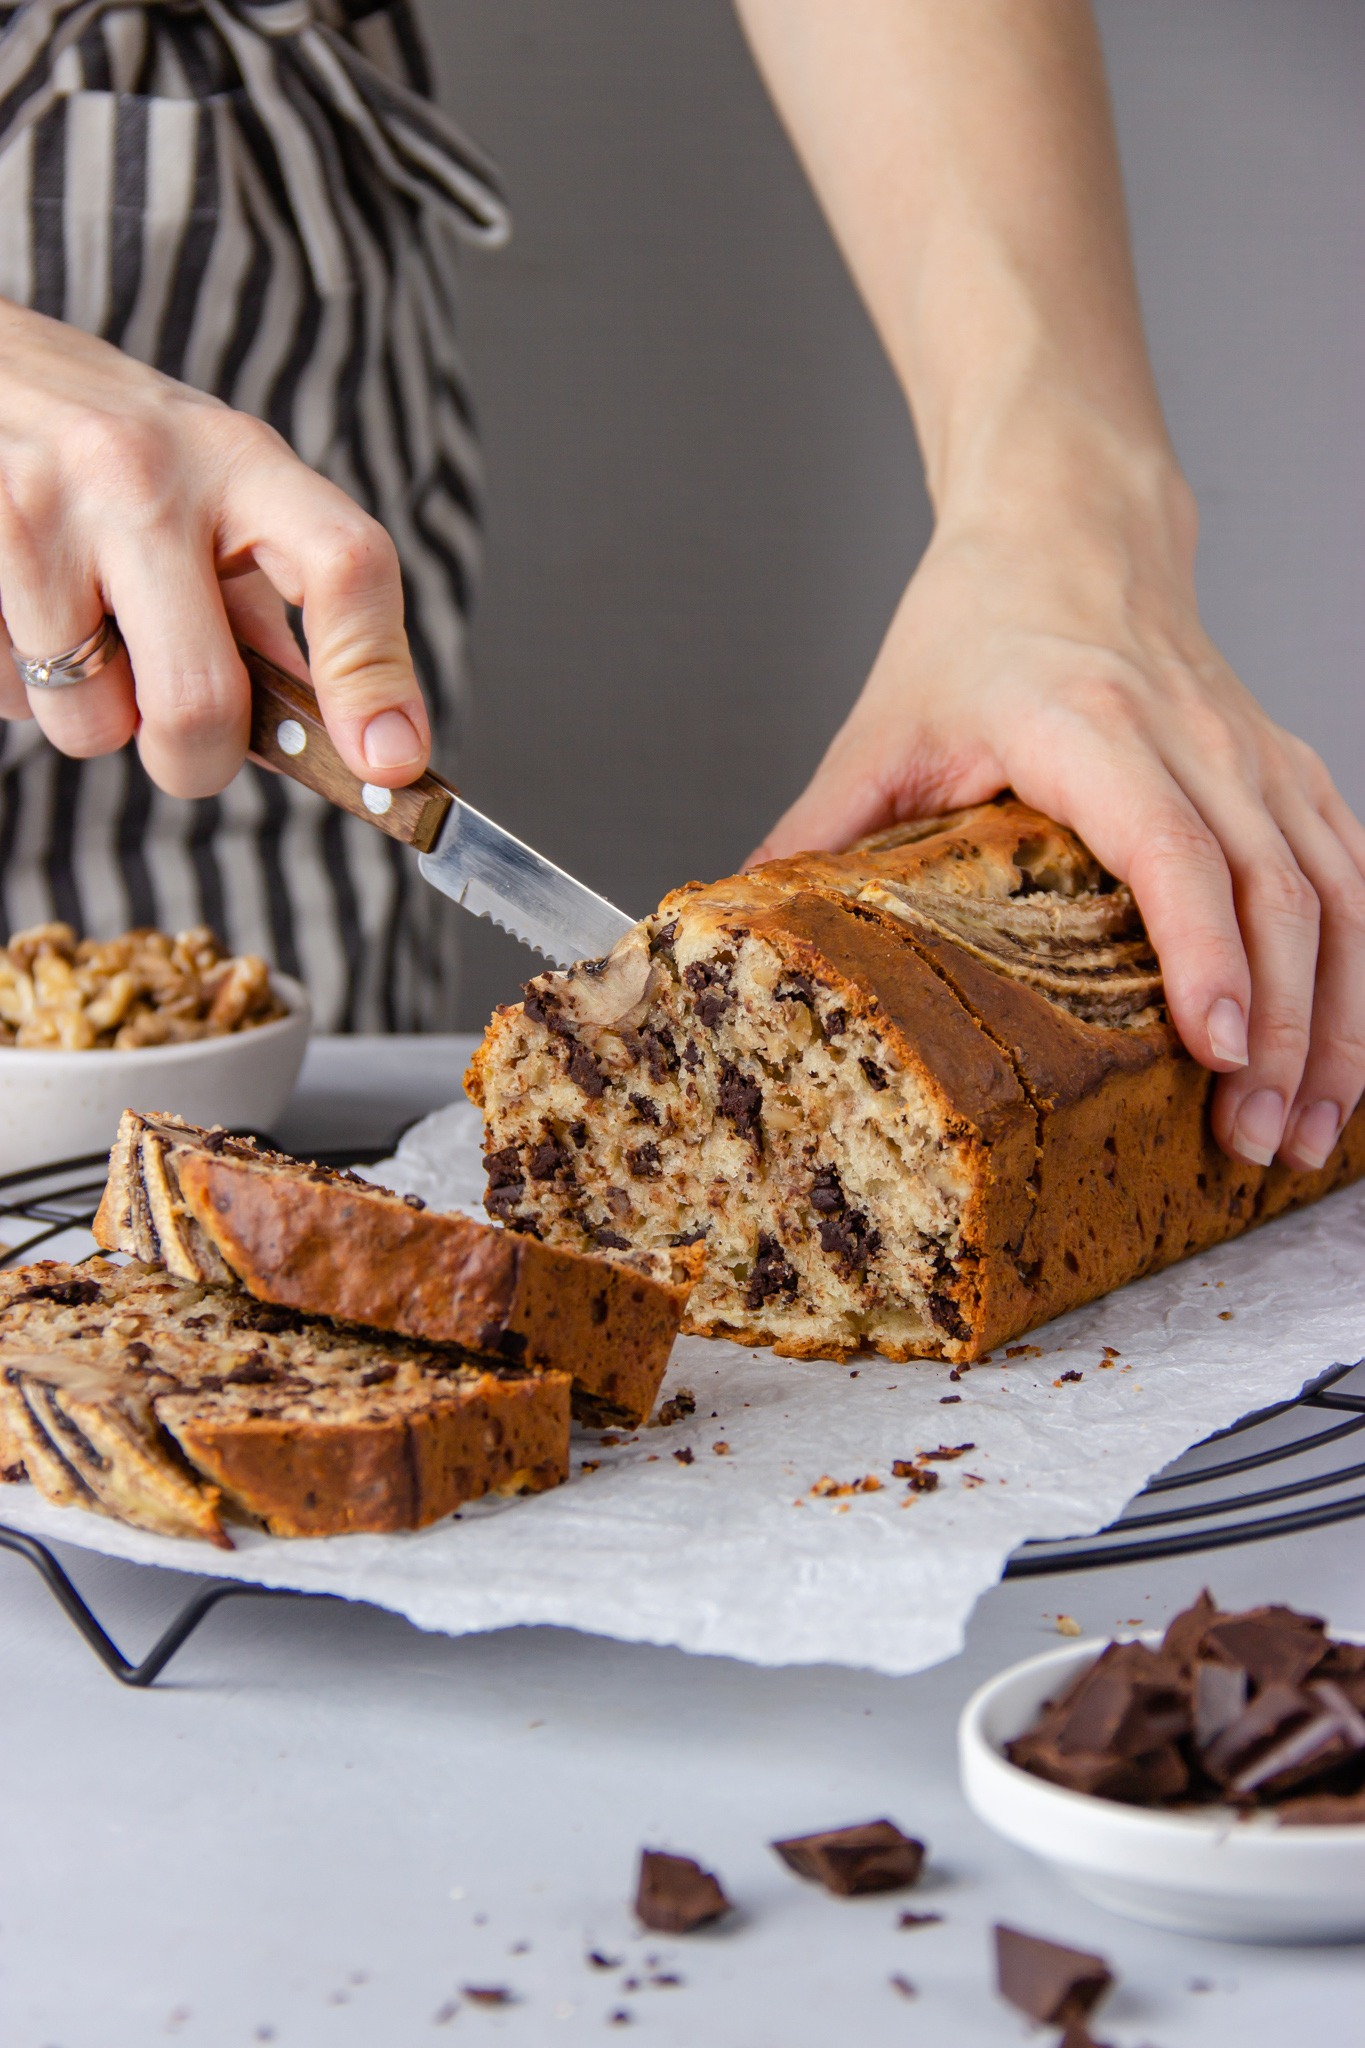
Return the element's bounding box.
[96,1112,695,1427]
[0,1259,569,1543]
[466,797,1365,1363]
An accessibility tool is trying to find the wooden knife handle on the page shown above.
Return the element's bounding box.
[240,642,454,853]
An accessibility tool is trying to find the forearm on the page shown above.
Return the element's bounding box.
[734,0,1175,520]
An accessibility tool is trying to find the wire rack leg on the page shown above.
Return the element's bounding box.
[0,1524,301,1687]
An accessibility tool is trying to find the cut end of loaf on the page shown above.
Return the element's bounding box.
[472,906,985,1362]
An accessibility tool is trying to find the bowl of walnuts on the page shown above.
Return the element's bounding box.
[0,922,310,1175]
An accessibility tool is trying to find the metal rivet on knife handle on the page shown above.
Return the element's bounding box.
[239,641,455,852]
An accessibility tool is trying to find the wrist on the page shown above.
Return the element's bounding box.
[927,381,1198,589]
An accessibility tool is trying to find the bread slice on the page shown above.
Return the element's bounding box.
[0,1259,569,1544]
[95,1111,694,1427]
[466,797,1365,1363]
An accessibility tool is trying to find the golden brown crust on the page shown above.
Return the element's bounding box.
[473,795,1365,1362]
[0,1258,570,1542]
[159,1371,569,1538]
[97,1112,690,1427]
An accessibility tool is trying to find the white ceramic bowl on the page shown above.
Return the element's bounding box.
[959,1634,1365,1943]
[0,973,311,1177]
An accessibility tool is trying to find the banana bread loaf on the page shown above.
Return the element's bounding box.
[0,1259,570,1544]
[95,1111,695,1427]
[466,798,1365,1363]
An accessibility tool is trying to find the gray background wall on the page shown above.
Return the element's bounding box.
[418,1,1365,1030]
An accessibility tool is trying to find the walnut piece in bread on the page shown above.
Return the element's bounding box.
[467,797,1365,1363]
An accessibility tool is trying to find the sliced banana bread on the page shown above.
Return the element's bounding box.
[96,1111,694,1427]
[466,797,1365,1363]
[0,1259,570,1544]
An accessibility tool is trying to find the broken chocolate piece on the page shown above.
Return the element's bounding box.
[994,1924,1113,2027]
[1193,1658,1249,1752]
[1200,1606,1328,1692]
[1051,1642,1190,1759]
[634,1849,731,1933]
[771,1820,925,1897]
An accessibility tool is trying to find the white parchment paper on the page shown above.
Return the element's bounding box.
[3,1099,1363,1675]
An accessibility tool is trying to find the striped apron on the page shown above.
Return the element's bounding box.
[0,0,508,1030]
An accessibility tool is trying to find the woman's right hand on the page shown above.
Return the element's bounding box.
[0,299,430,798]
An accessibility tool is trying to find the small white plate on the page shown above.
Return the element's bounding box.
[0,973,311,1176]
[959,1634,1365,1943]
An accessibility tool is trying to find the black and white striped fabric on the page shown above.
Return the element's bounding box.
[0,0,507,1030]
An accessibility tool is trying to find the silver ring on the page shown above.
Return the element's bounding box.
[13,613,124,690]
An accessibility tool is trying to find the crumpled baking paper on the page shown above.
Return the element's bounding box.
[3,1099,1363,1675]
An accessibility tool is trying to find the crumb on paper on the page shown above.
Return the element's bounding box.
[1054,1370,1083,1385]
[673,1447,694,1466]
[712,1441,730,1456]
[580,1460,601,1474]
[1055,1614,1083,1637]
[1218,1311,1234,1321]
[652,1388,696,1427]
[587,1952,622,1971]
[962,1472,986,1487]
[1005,1344,1044,1359]
[809,1473,882,1498]
[889,1973,917,1999]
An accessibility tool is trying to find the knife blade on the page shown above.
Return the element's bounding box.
[417,795,633,967]
[241,642,635,967]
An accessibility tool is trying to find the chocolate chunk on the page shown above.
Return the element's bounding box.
[1201,1607,1328,1691]
[745,1232,798,1310]
[673,1446,695,1465]
[485,1184,526,1222]
[569,1121,589,1147]
[775,973,816,1006]
[225,1360,280,1387]
[15,1278,102,1307]
[684,960,734,1030]
[626,1142,661,1180]
[823,1007,847,1038]
[402,1192,427,1211]
[1050,1642,1190,1759]
[669,1225,707,1247]
[1007,1732,1189,1805]
[771,1820,925,1897]
[640,1027,680,1083]
[484,1145,523,1189]
[927,1290,970,1342]
[228,1301,307,1335]
[522,984,567,1034]
[650,919,679,955]
[717,1060,763,1147]
[528,1135,573,1181]
[634,1850,731,1933]
[628,1091,661,1126]
[122,1340,152,1365]
[682,1039,702,1071]
[566,1040,607,1098]
[1228,1682,1365,1799]
[809,1166,882,1276]
[994,1925,1113,2027]
[1193,1659,1249,1751]
[1201,1681,1317,1788]
[461,1986,514,2007]
[592,1226,632,1250]
[359,1365,398,1387]
[859,1055,889,1091]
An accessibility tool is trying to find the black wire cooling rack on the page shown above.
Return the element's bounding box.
[2,1147,1363,1684]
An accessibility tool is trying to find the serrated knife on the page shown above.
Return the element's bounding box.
[241,644,634,968]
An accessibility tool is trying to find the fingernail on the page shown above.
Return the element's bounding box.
[1206,997,1249,1067]
[362,709,422,770]
[1286,1099,1341,1173]
[1232,1088,1286,1167]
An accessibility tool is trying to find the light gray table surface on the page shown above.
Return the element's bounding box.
[3,1037,1361,2048]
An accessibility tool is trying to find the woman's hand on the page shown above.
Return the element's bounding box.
[751,436,1365,1174]
[0,300,429,798]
